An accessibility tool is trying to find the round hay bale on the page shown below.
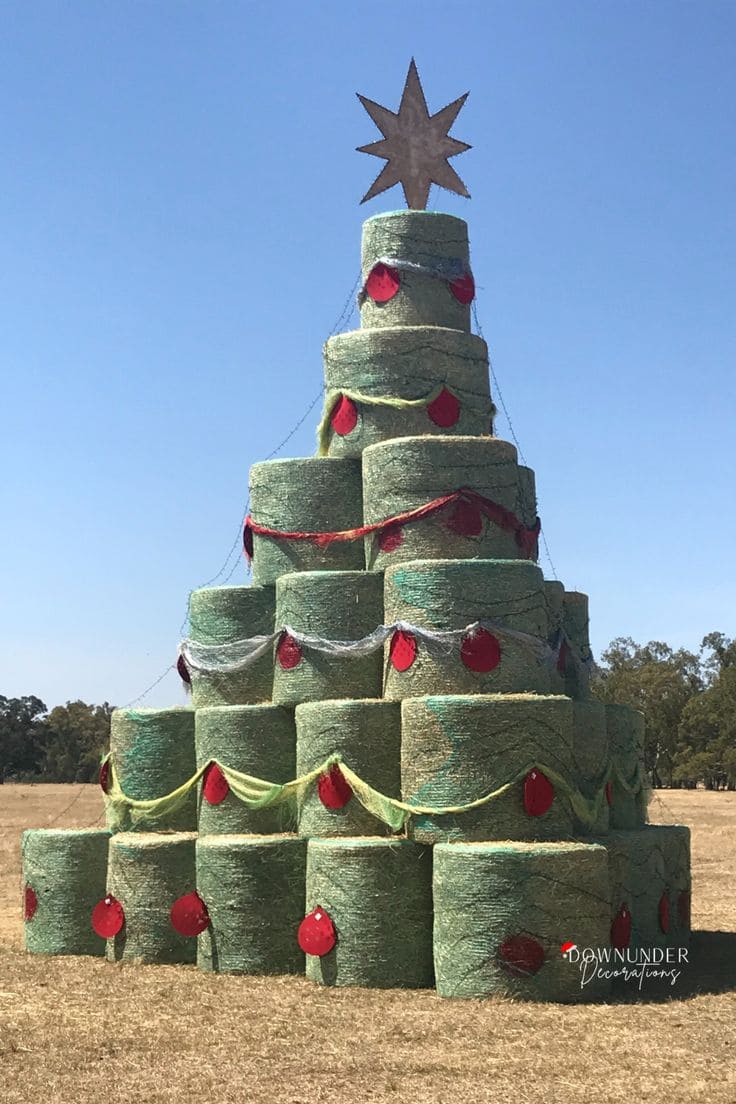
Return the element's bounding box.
[195,705,296,835]
[606,704,647,828]
[295,700,401,837]
[572,701,610,834]
[362,436,523,571]
[515,465,538,528]
[249,457,364,585]
[560,591,592,699]
[401,694,578,844]
[196,834,307,975]
[603,826,691,950]
[106,832,197,964]
[187,585,274,706]
[304,837,433,988]
[273,571,384,705]
[383,559,552,699]
[433,841,611,1002]
[320,327,492,457]
[109,707,196,832]
[21,829,110,956]
[544,580,566,694]
[360,211,471,331]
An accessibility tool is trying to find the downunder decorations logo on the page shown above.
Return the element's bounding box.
[560,941,689,990]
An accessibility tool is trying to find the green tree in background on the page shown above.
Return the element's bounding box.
[40,701,113,783]
[673,634,736,790]
[0,695,48,782]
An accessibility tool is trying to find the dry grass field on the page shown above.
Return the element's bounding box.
[0,786,735,1104]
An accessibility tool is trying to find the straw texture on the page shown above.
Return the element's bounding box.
[109,708,196,831]
[188,585,274,706]
[22,828,110,956]
[544,580,566,694]
[604,826,691,949]
[305,837,434,988]
[606,704,647,828]
[561,591,592,699]
[433,841,612,1002]
[196,834,307,975]
[572,701,610,834]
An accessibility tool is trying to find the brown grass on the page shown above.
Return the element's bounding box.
[1,785,735,1104]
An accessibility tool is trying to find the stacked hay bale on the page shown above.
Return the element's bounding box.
[22,829,110,956]
[186,585,275,707]
[604,826,691,950]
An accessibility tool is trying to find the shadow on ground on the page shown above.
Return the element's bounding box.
[613,930,736,1003]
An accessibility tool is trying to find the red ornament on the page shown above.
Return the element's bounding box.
[24,886,38,922]
[317,764,353,810]
[449,271,475,304]
[611,904,632,949]
[378,524,404,552]
[678,890,691,928]
[177,653,191,686]
[498,934,545,977]
[447,498,483,537]
[170,891,210,937]
[277,632,303,670]
[330,395,359,437]
[202,762,230,805]
[297,906,336,956]
[365,263,400,303]
[389,629,418,672]
[427,387,461,428]
[92,895,125,938]
[99,759,111,794]
[243,521,254,560]
[556,639,570,675]
[523,769,555,817]
[658,893,670,934]
[460,628,501,673]
[605,781,613,806]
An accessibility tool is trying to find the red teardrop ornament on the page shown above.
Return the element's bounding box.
[330,395,359,437]
[243,520,254,560]
[460,628,501,673]
[389,629,417,672]
[298,906,336,956]
[277,633,303,670]
[659,893,670,934]
[92,895,125,938]
[678,890,691,928]
[170,891,210,937]
[317,764,353,810]
[523,769,554,817]
[24,886,38,922]
[611,904,632,949]
[99,759,111,794]
[378,524,404,552]
[605,781,613,806]
[447,498,484,537]
[449,272,475,304]
[498,934,545,977]
[365,263,400,303]
[427,387,461,428]
[556,639,570,674]
[177,653,191,686]
[202,762,230,805]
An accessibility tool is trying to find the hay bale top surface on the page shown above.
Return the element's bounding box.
[111,832,198,848]
[197,833,302,848]
[196,704,292,720]
[112,706,193,720]
[296,698,398,713]
[404,692,568,708]
[364,209,467,230]
[22,827,109,841]
[435,840,608,856]
[363,433,517,460]
[308,837,420,851]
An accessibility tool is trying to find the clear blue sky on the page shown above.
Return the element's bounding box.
[2,1,734,710]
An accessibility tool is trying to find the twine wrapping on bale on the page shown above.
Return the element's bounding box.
[197,834,307,975]
[603,826,691,950]
[606,704,648,828]
[248,457,364,585]
[305,837,434,988]
[560,591,593,699]
[433,841,612,1002]
[401,694,579,844]
[108,707,196,832]
[362,436,527,571]
[187,585,274,706]
[196,706,296,835]
[572,701,610,835]
[360,211,471,331]
[106,832,197,964]
[515,466,538,558]
[295,700,401,837]
[544,581,566,694]
[383,559,553,699]
[319,327,493,457]
[273,571,384,704]
[21,829,110,956]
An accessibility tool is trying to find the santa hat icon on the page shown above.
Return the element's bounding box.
[560,941,577,957]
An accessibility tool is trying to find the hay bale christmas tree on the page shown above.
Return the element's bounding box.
[22,60,691,1002]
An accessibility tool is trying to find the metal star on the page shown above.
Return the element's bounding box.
[357,59,471,210]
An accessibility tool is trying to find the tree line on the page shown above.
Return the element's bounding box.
[1,630,734,788]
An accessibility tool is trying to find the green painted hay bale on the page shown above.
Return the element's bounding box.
[561,591,592,699]
[361,211,471,331]
[572,701,610,834]
[362,436,522,571]
[515,465,538,528]
[273,571,384,705]
[321,327,492,457]
[188,585,274,706]
[295,700,401,837]
[544,580,566,694]
[106,832,197,964]
[22,829,110,956]
[249,457,364,585]
[383,559,552,698]
[195,705,296,835]
[604,826,691,949]
[606,704,647,828]
[401,694,577,844]
[109,707,196,832]
[196,834,307,975]
[305,837,433,988]
[433,841,611,1002]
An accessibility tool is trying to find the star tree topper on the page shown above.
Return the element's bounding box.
[357,59,471,210]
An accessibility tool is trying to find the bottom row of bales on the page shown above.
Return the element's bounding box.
[22,825,691,1002]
